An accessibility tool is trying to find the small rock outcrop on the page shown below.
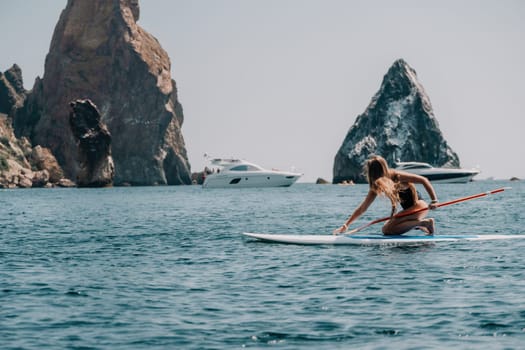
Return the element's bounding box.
[14,0,192,186]
[69,99,114,187]
[191,171,205,185]
[333,59,460,183]
[316,178,330,185]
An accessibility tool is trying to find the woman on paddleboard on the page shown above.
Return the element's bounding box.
[334,155,439,235]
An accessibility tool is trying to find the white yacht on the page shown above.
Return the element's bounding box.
[395,162,479,183]
[202,158,302,188]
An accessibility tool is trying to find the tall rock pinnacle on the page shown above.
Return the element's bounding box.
[333,59,460,183]
[15,0,191,185]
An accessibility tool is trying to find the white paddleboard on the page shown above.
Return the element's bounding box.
[242,232,524,245]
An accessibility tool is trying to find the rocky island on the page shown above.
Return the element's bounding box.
[333,59,460,184]
[1,0,192,188]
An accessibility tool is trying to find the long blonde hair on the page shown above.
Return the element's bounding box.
[365,155,399,216]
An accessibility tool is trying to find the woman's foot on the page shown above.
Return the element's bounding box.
[418,218,435,235]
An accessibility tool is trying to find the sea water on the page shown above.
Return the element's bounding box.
[1,181,524,349]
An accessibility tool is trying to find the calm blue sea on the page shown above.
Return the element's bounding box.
[1,181,524,349]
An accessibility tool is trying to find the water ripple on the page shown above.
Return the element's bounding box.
[0,182,524,349]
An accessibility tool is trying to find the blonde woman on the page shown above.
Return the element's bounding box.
[334,155,439,235]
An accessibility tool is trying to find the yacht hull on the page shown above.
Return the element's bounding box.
[416,171,478,183]
[203,172,300,188]
[395,162,479,183]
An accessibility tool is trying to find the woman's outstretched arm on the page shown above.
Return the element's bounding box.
[333,190,377,234]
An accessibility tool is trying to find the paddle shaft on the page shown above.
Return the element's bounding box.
[346,187,509,234]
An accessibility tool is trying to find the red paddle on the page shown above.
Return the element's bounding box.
[345,187,510,235]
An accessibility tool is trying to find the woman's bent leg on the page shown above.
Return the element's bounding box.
[382,200,435,235]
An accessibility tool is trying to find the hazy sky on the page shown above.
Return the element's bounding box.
[1,0,524,181]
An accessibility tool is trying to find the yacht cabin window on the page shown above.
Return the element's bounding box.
[230,165,262,171]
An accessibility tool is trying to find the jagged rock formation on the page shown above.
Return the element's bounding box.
[0,114,68,188]
[0,64,26,114]
[14,0,191,185]
[69,99,114,187]
[333,59,460,183]
[0,113,32,188]
[0,67,69,188]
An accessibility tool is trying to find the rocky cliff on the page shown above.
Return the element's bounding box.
[14,0,191,185]
[0,111,69,189]
[0,66,70,188]
[333,59,460,183]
